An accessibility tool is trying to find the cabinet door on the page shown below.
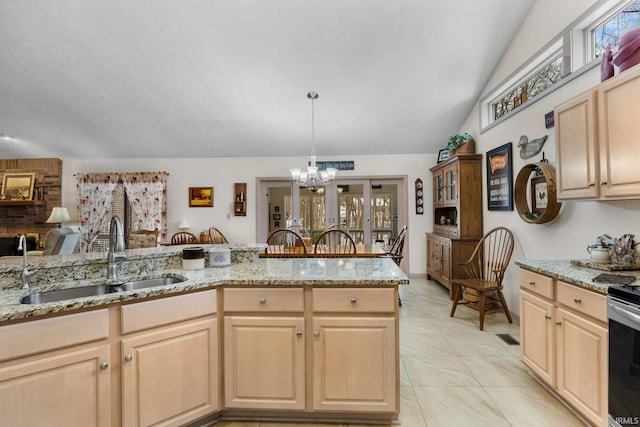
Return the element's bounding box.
[598,67,640,199]
[520,290,555,387]
[121,318,218,427]
[440,239,451,286]
[0,344,111,427]
[433,171,444,206]
[443,163,458,204]
[555,90,598,200]
[426,235,434,278]
[556,307,608,427]
[312,316,396,413]
[432,239,442,280]
[224,316,305,410]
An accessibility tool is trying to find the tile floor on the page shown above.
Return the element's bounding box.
[215,277,587,427]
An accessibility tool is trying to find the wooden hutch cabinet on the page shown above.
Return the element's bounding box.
[426,154,482,298]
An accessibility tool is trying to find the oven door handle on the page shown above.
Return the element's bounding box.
[612,304,640,325]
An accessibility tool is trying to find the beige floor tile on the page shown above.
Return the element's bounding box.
[399,317,441,336]
[399,355,411,387]
[346,387,426,427]
[400,332,455,356]
[459,355,538,387]
[402,354,479,387]
[445,334,515,357]
[484,386,588,427]
[413,386,511,427]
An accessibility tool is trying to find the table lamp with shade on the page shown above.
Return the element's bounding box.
[178,218,191,231]
[46,207,71,228]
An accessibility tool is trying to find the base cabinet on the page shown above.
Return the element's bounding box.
[426,233,476,298]
[223,316,305,410]
[519,269,608,427]
[122,319,218,427]
[312,316,396,412]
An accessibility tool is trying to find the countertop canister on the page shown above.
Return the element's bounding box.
[182,247,205,270]
[209,247,231,267]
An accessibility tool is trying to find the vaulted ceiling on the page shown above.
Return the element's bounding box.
[0,0,534,159]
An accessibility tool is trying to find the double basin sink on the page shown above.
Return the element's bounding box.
[20,276,185,305]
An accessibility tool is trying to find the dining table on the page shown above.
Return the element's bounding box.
[260,243,387,258]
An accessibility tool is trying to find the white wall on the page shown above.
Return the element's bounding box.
[459,0,640,314]
[62,153,434,276]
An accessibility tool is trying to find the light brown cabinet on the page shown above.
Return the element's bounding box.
[312,288,397,413]
[519,269,608,427]
[223,288,305,410]
[0,310,111,427]
[555,63,640,201]
[427,154,482,297]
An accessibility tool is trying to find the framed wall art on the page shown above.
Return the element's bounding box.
[437,149,450,163]
[1,173,35,200]
[530,176,548,214]
[486,142,513,211]
[189,187,213,207]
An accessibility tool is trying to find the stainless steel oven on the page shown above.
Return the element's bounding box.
[608,287,640,427]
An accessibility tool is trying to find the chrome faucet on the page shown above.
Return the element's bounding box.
[17,234,34,289]
[106,216,126,285]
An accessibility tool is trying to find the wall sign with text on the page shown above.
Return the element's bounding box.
[486,142,513,211]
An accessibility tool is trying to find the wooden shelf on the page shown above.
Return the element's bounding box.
[0,200,45,206]
[234,183,247,216]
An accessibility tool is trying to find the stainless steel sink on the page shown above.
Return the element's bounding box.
[20,276,185,304]
[20,285,116,304]
[112,276,184,292]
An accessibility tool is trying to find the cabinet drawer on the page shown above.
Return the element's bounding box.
[121,290,217,334]
[224,287,304,312]
[0,309,109,362]
[519,269,554,300]
[556,280,607,323]
[312,288,396,313]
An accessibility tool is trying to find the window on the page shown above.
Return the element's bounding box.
[492,53,564,121]
[592,0,640,58]
[481,0,640,130]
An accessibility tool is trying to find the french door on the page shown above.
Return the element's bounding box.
[258,178,405,248]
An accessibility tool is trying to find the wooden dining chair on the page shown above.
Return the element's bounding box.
[264,229,307,256]
[127,229,159,249]
[313,229,356,256]
[449,227,515,330]
[208,227,229,244]
[379,225,407,306]
[170,231,198,245]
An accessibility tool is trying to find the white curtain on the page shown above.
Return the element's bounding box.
[122,172,168,241]
[76,173,118,252]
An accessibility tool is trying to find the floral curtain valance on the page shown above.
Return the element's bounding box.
[76,172,168,251]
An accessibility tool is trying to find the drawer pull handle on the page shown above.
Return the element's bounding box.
[351,298,357,304]
[588,182,595,187]
[259,298,266,304]
[545,314,552,320]
[555,321,562,326]
[573,297,582,304]
[100,362,109,370]
[296,330,303,337]
[529,281,535,285]
[600,181,607,186]
[124,354,133,362]
[313,330,320,338]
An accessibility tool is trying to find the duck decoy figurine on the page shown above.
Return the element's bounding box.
[517,134,548,159]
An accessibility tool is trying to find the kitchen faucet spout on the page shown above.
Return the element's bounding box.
[107,216,126,285]
[17,235,34,289]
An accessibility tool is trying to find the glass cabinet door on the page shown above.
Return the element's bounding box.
[433,172,444,205]
[444,165,457,203]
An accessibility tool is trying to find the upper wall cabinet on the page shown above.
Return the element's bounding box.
[555,64,640,200]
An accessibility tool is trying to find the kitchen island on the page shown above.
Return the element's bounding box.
[0,246,408,426]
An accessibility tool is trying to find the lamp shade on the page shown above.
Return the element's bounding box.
[46,207,71,227]
[178,218,191,230]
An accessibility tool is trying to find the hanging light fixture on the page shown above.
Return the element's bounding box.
[290,91,337,190]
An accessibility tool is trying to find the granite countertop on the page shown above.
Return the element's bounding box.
[515,259,640,295]
[0,257,409,323]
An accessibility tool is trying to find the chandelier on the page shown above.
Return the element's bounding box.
[290,91,337,189]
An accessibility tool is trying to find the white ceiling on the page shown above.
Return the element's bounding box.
[0,0,534,160]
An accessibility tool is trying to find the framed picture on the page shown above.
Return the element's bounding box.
[437,149,450,163]
[530,176,548,214]
[486,142,513,211]
[273,213,281,221]
[188,187,213,207]
[1,173,35,200]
